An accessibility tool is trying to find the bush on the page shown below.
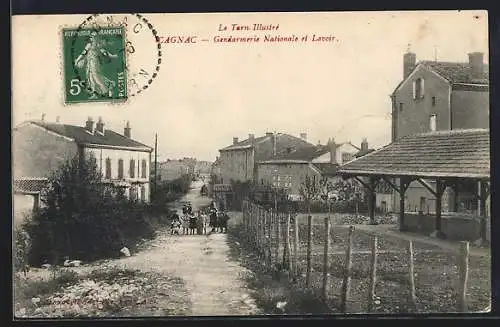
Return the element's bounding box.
[25,154,155,266]
[13,219,32,272]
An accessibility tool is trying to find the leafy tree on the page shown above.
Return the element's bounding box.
[298,175,321,213]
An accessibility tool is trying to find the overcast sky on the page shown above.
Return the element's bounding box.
[12,11,488,162]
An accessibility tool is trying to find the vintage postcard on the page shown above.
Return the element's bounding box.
[12,11,490,318]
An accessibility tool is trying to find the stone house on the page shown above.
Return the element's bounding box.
[390,50,489,214]
[13,117,153,214]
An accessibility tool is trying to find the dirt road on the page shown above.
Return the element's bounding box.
[115,180,259,316]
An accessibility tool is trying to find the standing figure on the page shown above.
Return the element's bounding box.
[219,211,230,233]
[209,209,218,233]
[181,214,190,235]
[74,31,118,99]
[189,213,198,235]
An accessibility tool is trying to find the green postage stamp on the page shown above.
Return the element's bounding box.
[62,26,128,104]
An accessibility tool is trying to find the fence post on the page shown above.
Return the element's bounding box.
[407,240,417,311]
[294,214,299,279]
[457,241,470,312]
[367,235,378,313]
[261,208,267,262]
[322,216,330,300]
[285,213,292,275]
[340,225,355,313]
[306,215,313,288]
[275,212,281,270]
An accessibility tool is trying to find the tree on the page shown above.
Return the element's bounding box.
[24,153,153,266]
[298,175,321,213]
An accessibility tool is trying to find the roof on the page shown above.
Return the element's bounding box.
[23,121,153,151]
[270,145,329,161]
[421,61,489,85]
[219,135,269,151]
[355,148,375,158]
[312,163,339,176]
[13,178,49,194]
[338,129,490,179]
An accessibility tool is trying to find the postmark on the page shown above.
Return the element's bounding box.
[63,14,162,104]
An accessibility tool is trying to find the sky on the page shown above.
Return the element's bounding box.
[12,11,488,162]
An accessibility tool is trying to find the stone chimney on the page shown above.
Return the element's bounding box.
[96,117,104,134]
[265,132,273,137]
[233,137,239,145]
[85,117,94,134]
[56,116,60,123]
[124,121,131,138]
[403,51,417,79]
[328,138,337,165]
[300,133,307,141]
[248,134,255,141]
[468,52,484,79]
[41,113,45,121]
[361,138,368,152]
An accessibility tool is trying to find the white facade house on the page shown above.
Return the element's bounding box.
[311,141,361,165]
[13,117,153,204]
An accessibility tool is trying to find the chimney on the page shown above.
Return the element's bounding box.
[328,138,337,165]
[403,51,417,79]
[55,116,60,123]
[265,132,273,137]
[300,133,307,141]
[248,134,255,141]
[361,138,368,152]
[468,52,484,79]
[85,117,94,134]
[96,117,104,134]
[233,137,239,145]
[41,113,45,121]
[124,121,131,138]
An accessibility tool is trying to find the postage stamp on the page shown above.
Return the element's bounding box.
[63,26,128,104]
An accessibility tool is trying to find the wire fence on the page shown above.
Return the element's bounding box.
[241,200,491,314]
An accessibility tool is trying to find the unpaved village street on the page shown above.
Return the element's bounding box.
[104,180,260,316]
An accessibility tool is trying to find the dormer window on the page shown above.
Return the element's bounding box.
[413,77,425,100]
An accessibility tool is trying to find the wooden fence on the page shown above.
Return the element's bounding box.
[241,200,476,313]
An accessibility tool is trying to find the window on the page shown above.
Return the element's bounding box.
[413,77,425,100]
[399,102,404,112]
[105,158,112,179]
[130,159,135,178]
[430,114,437,131]
[118,159,124,179]
[141,159,147,178]
[431,96,437,106]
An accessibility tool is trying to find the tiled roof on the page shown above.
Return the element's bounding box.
[312,163,339,176]
[13,178,49,194]
[25,121,152,150]
[220,135,269,151]
[271,145,329,161]
[421,61,489,85]
[354,148,375,158]
[338,129,490,179]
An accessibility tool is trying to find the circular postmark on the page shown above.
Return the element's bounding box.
[63,13,162,103]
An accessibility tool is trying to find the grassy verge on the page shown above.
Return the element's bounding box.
[14,265,192,318]
[226,213,332,314]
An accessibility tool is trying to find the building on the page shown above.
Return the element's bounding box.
[156,159,192,181]
[217,132,315,184]
[13,117,153,207]
[390,50,489,214]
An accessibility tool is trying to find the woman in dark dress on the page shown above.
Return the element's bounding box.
[188,213,197,235]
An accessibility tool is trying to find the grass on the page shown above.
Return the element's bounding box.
[13,265,192,318]
[238,211,491,314]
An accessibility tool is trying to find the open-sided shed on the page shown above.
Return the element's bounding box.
[337,129,490,242]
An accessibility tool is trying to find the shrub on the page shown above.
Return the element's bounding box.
[13,219,32,272]
[25,154,155,266]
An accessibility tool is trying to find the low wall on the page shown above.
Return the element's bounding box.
[404,213,491,241]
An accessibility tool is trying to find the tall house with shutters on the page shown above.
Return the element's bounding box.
[390,50,489,213]
[13,117,153,204]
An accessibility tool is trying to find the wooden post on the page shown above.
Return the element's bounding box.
[367,235,378,313]
[285,213,292,274]
[275,212,281,269]
[399,178,407,231]
[306,215,313,288]
[267,209,273,267]
[457,241,470,312]
[407,240,417,311]
[322,216,330,300]
[368,177,377,225]
[340,226,355,313]
[293,214,299,279]
[478,181,488,244]
[435,179,446,238]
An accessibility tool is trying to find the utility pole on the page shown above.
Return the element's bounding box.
[154,133,158,201]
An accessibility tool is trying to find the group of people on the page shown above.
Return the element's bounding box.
[170,201,230,235]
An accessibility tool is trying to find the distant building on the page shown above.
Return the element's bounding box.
[13,117,153,211]
[391,50,489,213]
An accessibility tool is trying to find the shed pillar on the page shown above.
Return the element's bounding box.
[368,177,377,225]
[434,179,446,239]
[478,181,489,245]
[399,178,407,231]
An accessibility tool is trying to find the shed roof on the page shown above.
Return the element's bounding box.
[337,129,490,179]
[13,178,49,194]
